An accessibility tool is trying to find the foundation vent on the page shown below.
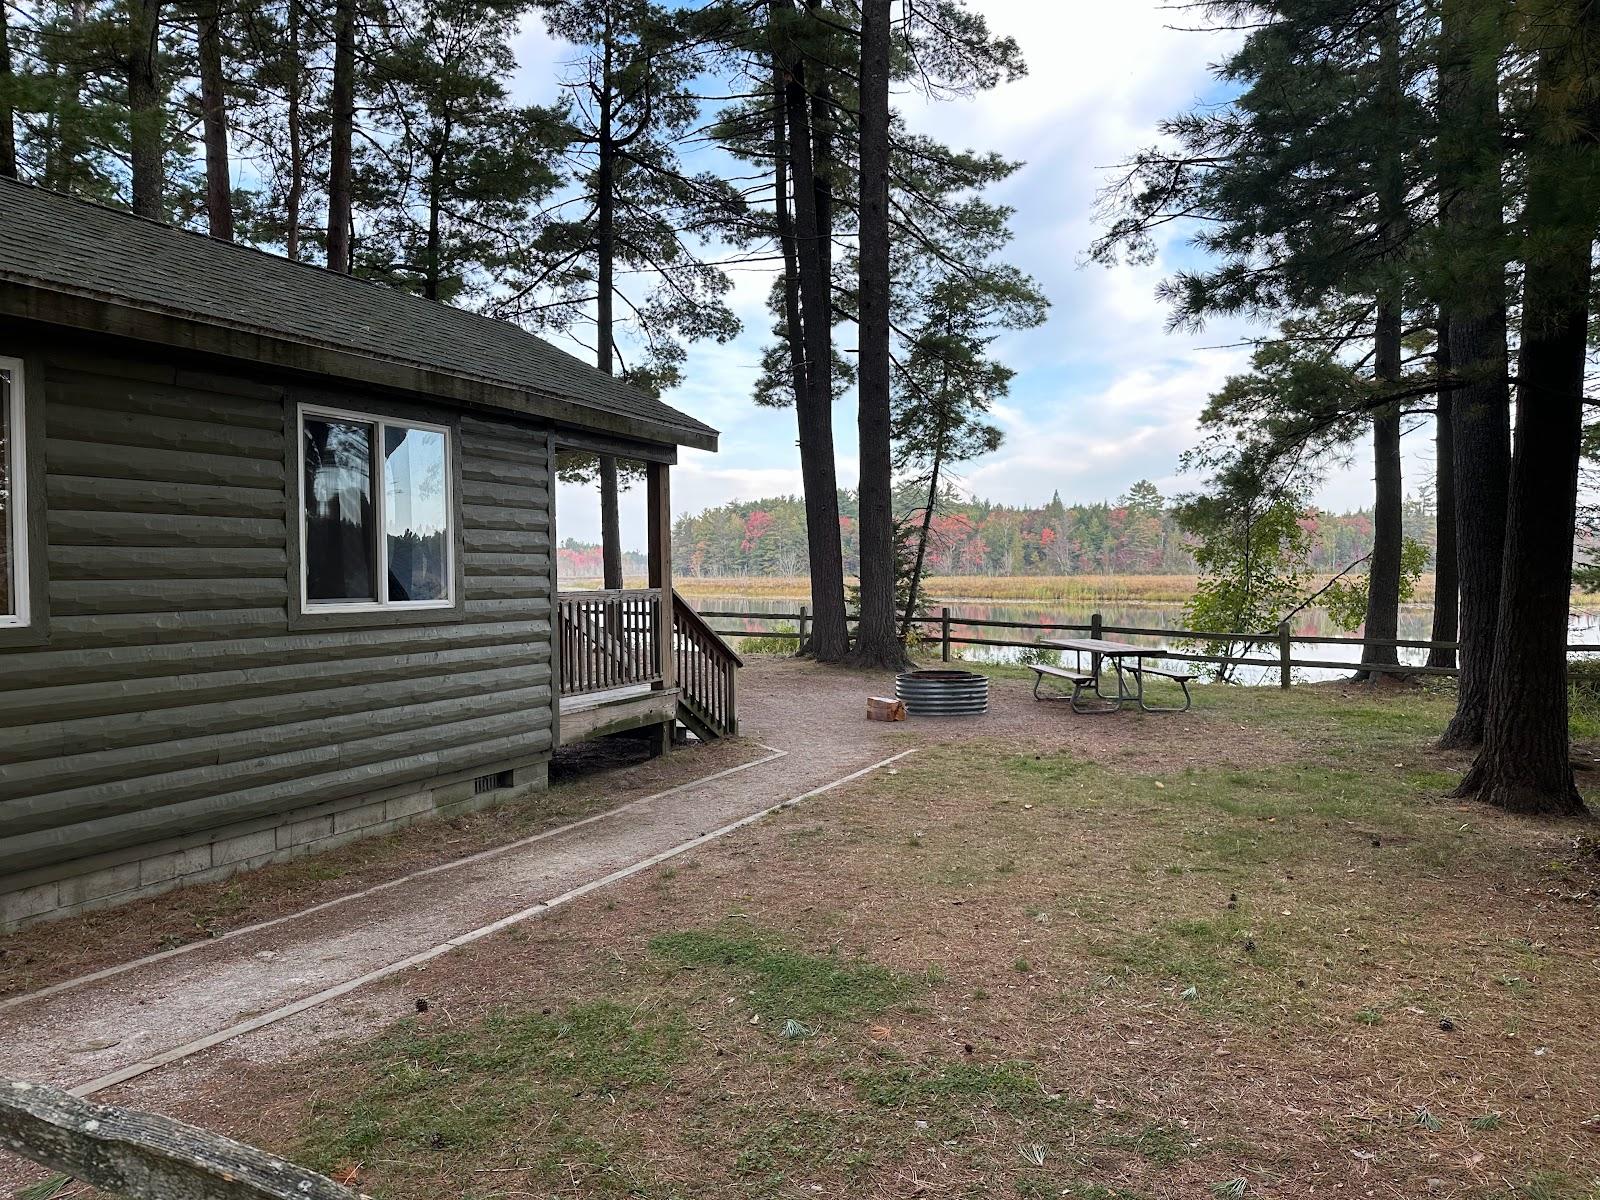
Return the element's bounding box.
[473,769,515,795]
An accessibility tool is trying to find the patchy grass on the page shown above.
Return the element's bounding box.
[302,1001,686,1185]
[648,926,925,1026]
[131,677,1600,1199]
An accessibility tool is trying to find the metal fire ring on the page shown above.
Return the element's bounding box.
[895,669,989,716]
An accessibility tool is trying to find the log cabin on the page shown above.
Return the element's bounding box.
[0,179,741,929]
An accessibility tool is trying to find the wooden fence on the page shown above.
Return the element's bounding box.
[0,1079,364,1199]
[693,605,1600,687]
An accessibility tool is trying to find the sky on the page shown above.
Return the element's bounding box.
[513,2,1423,552]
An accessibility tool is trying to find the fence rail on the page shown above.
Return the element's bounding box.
[692,605,1600,687]
[0,1079,364,1199]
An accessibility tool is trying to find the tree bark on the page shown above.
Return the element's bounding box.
[902,433,944,642]
[847,0,903,669]
[1358,2,1404,679]
[1359,322,1404,677]
[0,0,17,179]
[1453,12,1596,817]
[424,148,442,300]
[127,0,164,219]
[197,0,233,240]
[780,3,849,662]
[284,0,305,260]
[1436,0,1509,748]
[599,455,623,590]
[594,20,624,591]
[772,64,808,421]
[1427,325,1458,670]
[326,0,356,273]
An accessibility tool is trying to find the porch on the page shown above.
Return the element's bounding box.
[553,454,741,749]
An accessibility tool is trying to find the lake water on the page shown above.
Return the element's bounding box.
[691,596,1600,685]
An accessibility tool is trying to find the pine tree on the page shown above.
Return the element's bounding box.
[1093,0,1436,679]
[510,0,740,586]
[354,0,564,304]
[1452,0,1600,815]
[848,0,898,667]
[1432,0,1510,743]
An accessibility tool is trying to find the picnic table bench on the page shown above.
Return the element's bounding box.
[1029,637,1195,714]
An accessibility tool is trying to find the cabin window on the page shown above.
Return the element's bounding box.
[299,406,452,611]
[0,357,26,628]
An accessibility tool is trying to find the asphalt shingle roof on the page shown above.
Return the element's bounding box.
[0,179,717,449]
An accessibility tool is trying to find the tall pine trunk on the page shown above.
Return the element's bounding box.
[424,149,442,300]
[127,0,164,219]
[772,61,811,645]
[197,0,233,240]
[1359,319,1404,677]
[1427,324,1458,670]
[594,24,623,591]
[284,0,305,260]
[902,431,944,642]
[0,0,17,179]
[1436,0,1509,748]
[848,0,903,668]
[326,0,356,273]
[781,7,849,661]
[1358,2,1404,679]
[772,65,807,430]
[1453,10,1597,816]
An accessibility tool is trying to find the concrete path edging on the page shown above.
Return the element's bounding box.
[68,748,916,1098]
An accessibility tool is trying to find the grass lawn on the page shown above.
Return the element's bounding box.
[225,681,1600,1200]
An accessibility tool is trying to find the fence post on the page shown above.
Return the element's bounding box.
[797,604,810,655]
[1278,619,1292,689]
[1091,612,1102,641]
[941,607,951,662]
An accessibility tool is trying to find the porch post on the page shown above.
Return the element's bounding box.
[648,460,674,693]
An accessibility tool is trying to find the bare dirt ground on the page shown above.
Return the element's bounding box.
[4,660,1598,1199]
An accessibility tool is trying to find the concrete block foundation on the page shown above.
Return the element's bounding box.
[0,757,549,931]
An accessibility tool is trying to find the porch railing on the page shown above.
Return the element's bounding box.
[557,589,663,697]
[673,589,742,737]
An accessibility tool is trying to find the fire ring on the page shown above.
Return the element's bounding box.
[895,669,989,716]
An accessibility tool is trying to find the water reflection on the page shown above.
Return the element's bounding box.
[303,417,376,603]
[384,426,447,602]
[696,596,1600,684]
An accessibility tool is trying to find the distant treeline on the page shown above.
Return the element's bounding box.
[557,539,648,582]
[671,484,1440,578]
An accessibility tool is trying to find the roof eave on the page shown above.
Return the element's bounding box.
[0,278,720,453]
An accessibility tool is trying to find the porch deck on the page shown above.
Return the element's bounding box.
[556,589,739,746]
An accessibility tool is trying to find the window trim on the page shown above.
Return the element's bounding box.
[297,402,456,614]
[0,355,29,630]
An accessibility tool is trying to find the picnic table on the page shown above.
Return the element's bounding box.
[1029,636,1195,714]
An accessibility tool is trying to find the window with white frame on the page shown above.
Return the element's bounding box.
[299,406,453,610]
[0,357,27,628]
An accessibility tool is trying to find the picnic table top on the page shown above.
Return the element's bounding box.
[1036,637,1153,656]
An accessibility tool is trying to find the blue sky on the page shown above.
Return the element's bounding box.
[514,1,1416,551]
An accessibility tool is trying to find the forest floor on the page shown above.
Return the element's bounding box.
[7,662,1600,1200]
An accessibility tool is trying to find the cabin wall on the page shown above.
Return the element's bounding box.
[0,335,558,928]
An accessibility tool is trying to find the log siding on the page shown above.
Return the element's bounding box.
[0,338,557,889]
